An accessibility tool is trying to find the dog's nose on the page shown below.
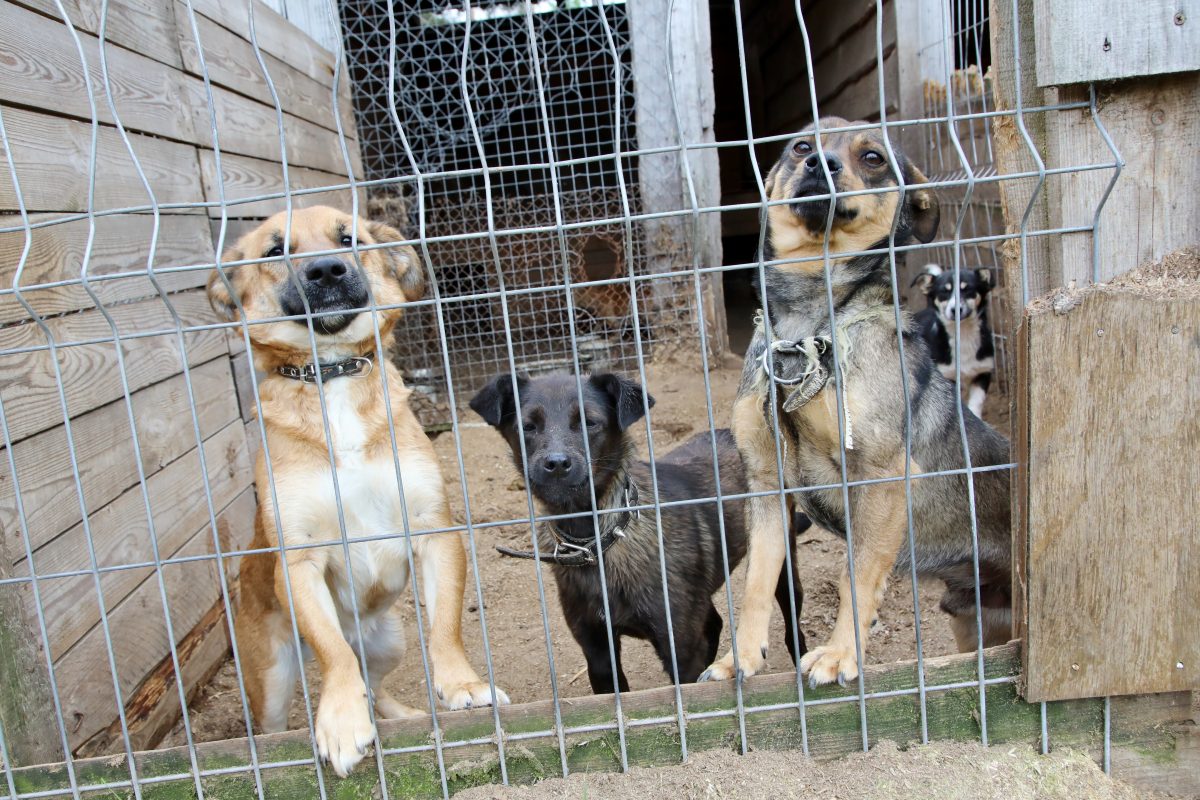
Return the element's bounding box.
[542,453,572,474]
[304,258,348,287]
[804,152,842,175]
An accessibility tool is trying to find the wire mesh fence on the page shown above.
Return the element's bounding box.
[0,0,1128,796]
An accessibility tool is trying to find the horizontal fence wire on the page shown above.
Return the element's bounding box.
[0,0,1123,796]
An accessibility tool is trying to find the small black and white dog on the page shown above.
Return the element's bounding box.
[912,264,995,418]
[470,372,808,694]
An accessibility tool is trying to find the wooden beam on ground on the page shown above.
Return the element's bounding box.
[7,644,1197,796]
[1014,254,1199,702]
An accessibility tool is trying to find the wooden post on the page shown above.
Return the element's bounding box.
[628,0,727,356]
[0,535,64,766]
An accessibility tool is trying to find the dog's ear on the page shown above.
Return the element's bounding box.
[469,373,527,428]
[367,220,426,301]
[590,373,654,431]
[206,247,242,322]
[909,263,942,294]
[975,267,994,292]
[763,157,783,199]
[904,165,940,244]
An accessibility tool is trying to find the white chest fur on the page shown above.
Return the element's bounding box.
[938,316,994,382]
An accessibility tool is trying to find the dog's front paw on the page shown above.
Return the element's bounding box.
[698,644,766,683]
[437,680,510,710]
[799,644,859,688]
[315,681,376,777]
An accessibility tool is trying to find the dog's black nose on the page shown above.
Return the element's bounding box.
[804,152,842,175]
[304,258,348,287]
[542,453,572,474]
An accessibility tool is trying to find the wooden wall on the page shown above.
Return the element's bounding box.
[0,0,362,761]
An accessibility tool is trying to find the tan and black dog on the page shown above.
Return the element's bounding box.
[207,206,508,776]
[700,119,1011,688]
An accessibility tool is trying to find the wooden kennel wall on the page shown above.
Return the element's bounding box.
[0,0,362,764]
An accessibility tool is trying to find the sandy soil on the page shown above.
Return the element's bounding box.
[454,741,1168,800]
[164,349,1013,746]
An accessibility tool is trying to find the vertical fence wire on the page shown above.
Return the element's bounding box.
[0,0,1132,796]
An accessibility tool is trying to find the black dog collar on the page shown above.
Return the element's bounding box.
[277,352,375,384]
[497,476,640,567]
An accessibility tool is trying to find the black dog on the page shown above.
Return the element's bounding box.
[912,264,995,418]
[470,372,808,693]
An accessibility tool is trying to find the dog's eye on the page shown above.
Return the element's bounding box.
[339,234,353,246]
[522,421,537,435]
[264,245,283,258]
[792,140,812,156]
[861,150,885,167]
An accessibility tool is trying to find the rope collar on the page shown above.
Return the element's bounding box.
[497,474,640,567]
[276,352,375,384]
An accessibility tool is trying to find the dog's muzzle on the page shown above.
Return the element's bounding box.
[279,257,369,334]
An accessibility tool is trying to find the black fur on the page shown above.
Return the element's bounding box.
[471,372,809,693]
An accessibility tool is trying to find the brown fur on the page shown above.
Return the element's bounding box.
[209,207,507,777]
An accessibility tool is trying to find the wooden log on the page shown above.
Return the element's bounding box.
[73,488,256,757]
[22,418,252,661]
[0,289,228,443]
[0,107,204,214]
[197,151,363,220]
[0,213,213,325]
[12,0,183,70]
[0,2,194,142]
[7,644,1196,797]
[1015,257,1199,701]
[0,356,237,557]
[51,487,255,751]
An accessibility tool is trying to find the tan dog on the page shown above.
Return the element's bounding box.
[208,206,508,776]
[700,120,1011,688]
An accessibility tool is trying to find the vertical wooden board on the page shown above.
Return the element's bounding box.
[0,290,228,443]
[51,488,255,751]
[1045,74,1200,287]
[0,2,194,143]
[1021,290,1199,701]
[0,108,204,213]
[174,7,356,134]
[1033,0,1198,86]
[0,357,239,559]
[27,419,251,661]
[182,78,363,176]
[0,213,213,325]
[197,151,363,219]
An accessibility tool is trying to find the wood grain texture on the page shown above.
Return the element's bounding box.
[0,289,228,443]
[52,487,254,751]
[175,6,356,135]
[183,79,363,176]
[12,0,183,70]
[0,357,237,555]
[0,2,194,142]
[25,420,250,662]
[0,213,213,324]
[1018,289,1199,701]
[1033,0,1198,86]
[198,151,362,220]
[0,107,204,213]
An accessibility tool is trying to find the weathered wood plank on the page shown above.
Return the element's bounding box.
[197,151,362,220]
[175,6,356,135]
[13,0,183,70]
[0,289,228,443]
[186,0,339,89]
[1033,0,1198,86]
[9,644,1197,796]
[0,357,238,556]
[1018,280,1199,701]
[17,417,250,661]
[183,79,362,177]
[0,2,194,142]
[0,213,213,325]
[0,107,204,213]
[51,486,255,751]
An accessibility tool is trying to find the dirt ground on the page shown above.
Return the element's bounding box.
[164,349,1013,746]
[454,741,1168,800]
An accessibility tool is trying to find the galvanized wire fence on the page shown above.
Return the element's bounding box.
[0,0,1125,797]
